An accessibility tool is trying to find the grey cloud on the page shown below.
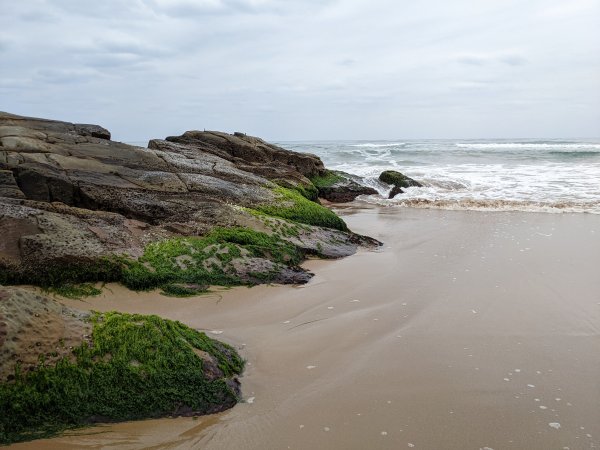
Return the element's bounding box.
[35,68,99,85]
[337,58,356,67]
[18,10,58,22]
[143,0,278,17]
[499,55,527,66]
[456,53,527,68]
[0,78,31,90]
[97,39,168,57]
[59,37,173,70]
[46,0,143,18]
[456,55,488,66]
[143,0,334,17]
[0,0,598,140]
[80,54,148,69]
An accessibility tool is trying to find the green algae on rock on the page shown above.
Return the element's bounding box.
[119,226,309,293]
[0,287,244,445]
[309,170,345,189]
[256,187,348,231]
[310,170,378,203]
[0,112,379,297]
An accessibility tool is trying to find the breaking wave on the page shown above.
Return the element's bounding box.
[361,196,600,214]
[455,142,600,151]
[350,142,406,148]
[277,138,600,214]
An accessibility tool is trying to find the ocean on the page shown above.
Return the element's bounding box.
[277,138,600,214]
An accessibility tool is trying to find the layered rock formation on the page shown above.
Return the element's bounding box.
[0,111,384,444]
[0,112,378,293]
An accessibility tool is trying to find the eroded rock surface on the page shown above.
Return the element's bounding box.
[0,112,379,289]
[0,286,91,382]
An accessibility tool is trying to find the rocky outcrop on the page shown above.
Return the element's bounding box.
[155,130,325,196]
[378,170,422,198]
[0,112,379,292]
[0,286,244,444]
[0,112,383,444]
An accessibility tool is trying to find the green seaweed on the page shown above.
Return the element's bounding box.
[271,178,319,201]
[0,227,305,297]
[309,170,344,189]
[0,257,124,288]
[0,311,244,445]
[118,227,303,292]
[291,182,319,201]
[256,187,347,231]
[45,283,102,299]
[160,283,208,297]
[378,170,420,188]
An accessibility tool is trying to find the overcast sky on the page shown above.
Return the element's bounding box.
[1,0,599,141]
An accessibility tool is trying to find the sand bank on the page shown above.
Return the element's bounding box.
[13,206,600,449]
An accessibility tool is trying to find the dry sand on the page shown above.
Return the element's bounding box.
[12,206,600,449]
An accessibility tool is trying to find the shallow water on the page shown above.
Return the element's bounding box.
[14,207,600,449]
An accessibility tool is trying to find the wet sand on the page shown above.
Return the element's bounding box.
[13,207,600,449]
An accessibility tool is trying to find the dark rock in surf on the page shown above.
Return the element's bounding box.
[389,185,404,198]
[311,170,378,203]
[378,170,422,198]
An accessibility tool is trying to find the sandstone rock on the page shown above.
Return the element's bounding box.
[0,112,379,291]
[0,170,24,199]
[161,130,325,193]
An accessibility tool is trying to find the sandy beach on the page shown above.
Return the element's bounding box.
[13,206,600,449]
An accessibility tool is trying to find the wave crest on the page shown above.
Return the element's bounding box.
[350,142,406,148]
[361,196,600,214]
[455,143,600,151]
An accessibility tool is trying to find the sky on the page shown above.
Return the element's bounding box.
[1,0,599,141]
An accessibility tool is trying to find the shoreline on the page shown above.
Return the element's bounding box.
[12,205,600,449]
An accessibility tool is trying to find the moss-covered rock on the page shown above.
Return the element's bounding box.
[0,227,312,297]
[310,170,378,203]
[119,226,309,292]
[309,170,345,189]
[256,187,348,231]
[0,288,244,444]
[378,170,422,188]
[378,170,422,198]
[0,112,374,298]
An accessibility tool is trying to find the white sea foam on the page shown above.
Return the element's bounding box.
[350,142,406,148]
[455,142,600,150]
[279,138,600,214]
